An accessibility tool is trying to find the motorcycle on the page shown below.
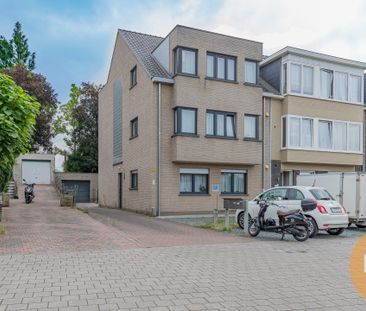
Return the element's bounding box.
[23,179,35,204]
[248,199,314,242]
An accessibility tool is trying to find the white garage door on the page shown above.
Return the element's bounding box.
[22,160,51,184]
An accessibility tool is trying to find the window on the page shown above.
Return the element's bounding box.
[310,188,334,200]
[318,120,332,149]
[206,110,236,138]
[301,118,313,148]
[260,188,287,201]
[130,66,137,88]
[349,75,361,103]
[130,170,138,190]
[303,66,313,95]
[130,117,138,139]
[286,117,313,148]
[334,122,347,151]
[179,169,208,194]
[282,117,287,147]
[174,47,197,75]
[289,117,301,147]
[245,60,258,84]
[221,170,247,194]
[290,64,301,93]
[282,63,287,93]
[244,114,259,140]
[206,52,236,81]
[320,69,334,99]
[335,72,348,101]
[286,189,305,200]
[349,123,361,151]
[174,107,197,135]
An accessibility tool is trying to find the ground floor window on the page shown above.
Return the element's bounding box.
[221,170,247,194]
[130,170,138,190]
[179,168,209,194]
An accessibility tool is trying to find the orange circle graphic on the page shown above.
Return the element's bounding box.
[350,235,366,299]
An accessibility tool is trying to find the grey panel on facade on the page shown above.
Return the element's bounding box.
[113,77,123,164]
[260,58,281,93]
[119,29,171,80]
[62,180,90,203]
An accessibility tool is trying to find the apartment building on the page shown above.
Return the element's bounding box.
[260,47,366,186]
[98,25,271,215]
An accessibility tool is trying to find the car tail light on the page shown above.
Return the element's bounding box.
[317,205,328,214]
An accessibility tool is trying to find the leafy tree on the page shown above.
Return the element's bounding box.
[55,82,100,173]
[0,22,35,71]
[0,73,39,192]
[3,66,58,152]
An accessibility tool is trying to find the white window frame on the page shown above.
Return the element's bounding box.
[286,62,315,97]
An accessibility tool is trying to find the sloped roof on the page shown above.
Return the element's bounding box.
[119,29,172,80]
[259,78,281,95]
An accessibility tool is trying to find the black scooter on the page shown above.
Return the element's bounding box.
[248,199,315,242]
[23,179,35,204]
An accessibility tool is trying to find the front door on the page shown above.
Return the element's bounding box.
[118,173,123,209]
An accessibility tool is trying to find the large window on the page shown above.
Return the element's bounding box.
[130,170,138,190]
[303,66,313,95]
[245,60,258,84]
[179,169,208,194]
[349,123,361,151]
[335,72,348,101]
[320,69,334,99]
[206,52,236,81]
[301,118,313,148]
[174,107,197,135]
[221,170,247,194]
[333,122,347,151]
[318,120,332,149]
[286,117,313,148]
[244,114,259,140]
[290,64,301,93]
[206,110,235,138]
[349,75,362,103]
[174,47,197,75]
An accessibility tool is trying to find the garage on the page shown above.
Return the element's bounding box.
[62,180,90,203]
[22,160,51,184]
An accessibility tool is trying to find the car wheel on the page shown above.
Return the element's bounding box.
[356,224,366,229]
[306,217,318,238]
[238,212,251,229]
[327,228,345,235]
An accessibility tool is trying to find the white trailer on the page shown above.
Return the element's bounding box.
[297,172,366,227]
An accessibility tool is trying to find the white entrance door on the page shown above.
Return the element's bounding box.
[22,160,51,184]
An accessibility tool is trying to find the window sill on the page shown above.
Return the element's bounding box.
[172,133,199,138]
[205,135,238,140]
[243,82,261,88]
[129,188,138,191]
[173,73,200,79]
[220,193,248,197]
[205,77,238,84]
[243,138,261,142]
[129,135,138,140]
[179,193,210,196]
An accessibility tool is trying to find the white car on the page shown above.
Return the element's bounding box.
[235,186,349,237]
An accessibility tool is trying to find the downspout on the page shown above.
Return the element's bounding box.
[268,97,272,188]
[262,97,266,192]
[157,82,161,217]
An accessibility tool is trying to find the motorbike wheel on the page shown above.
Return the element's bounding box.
[292,225,309,242]
[327,228,345,235]
[248,220,260,237]
[25,196,30,204]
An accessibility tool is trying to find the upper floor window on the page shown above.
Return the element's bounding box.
[335,72,348,101]
[130,117,138,139]
[244,114,259,140]
[174,107,197,135]
[349,75,362,103]
[290,64,301,93]
[245,60,258,84]
[320,69,334,99]
[130,170,138,190]
[206,110,235,138]
[130,66,137,88]
[318,120,332,149]
[174,47,197,76]
[206,52,236,81]
[303,66,313,95]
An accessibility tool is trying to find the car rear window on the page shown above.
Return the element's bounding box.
[309,188,334,200]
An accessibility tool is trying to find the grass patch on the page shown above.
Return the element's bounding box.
[199,219,239,232]
[77,207,90,214]
[0,226,5,235]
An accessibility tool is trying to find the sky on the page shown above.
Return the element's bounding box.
[2,0,366,169]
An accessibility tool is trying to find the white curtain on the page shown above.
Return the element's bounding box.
[290,64,301,93]
[226,115,235,137]
[349,75,361,103]
[217,57,225,79]
[289,117,301,147]
[221,173,231,193]
[181,109,195,133]
[301,118,313,148]
[206,55,214,78]
[216,114,225,136]
[245,61,257,84]
[233,173,244,193]
[321,69,333,99]
[333,122,347,151]
[244,115,257,138]
[318,121,332,149]
[181,50,195,75]
[194,175,207,193]
[335,72,348,101]
[180,174,192,192]
[206,113,214,135]
[349,124,361,151]
[227,59,235,81]
[303,66,313,95]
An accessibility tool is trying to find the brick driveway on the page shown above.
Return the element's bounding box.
[0,185,366,310]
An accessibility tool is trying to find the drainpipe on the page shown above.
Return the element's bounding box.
[157,82,161,217]
[262,97,266,192]
[268,97,272,188]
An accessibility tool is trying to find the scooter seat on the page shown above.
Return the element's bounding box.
[277,209,300,216]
